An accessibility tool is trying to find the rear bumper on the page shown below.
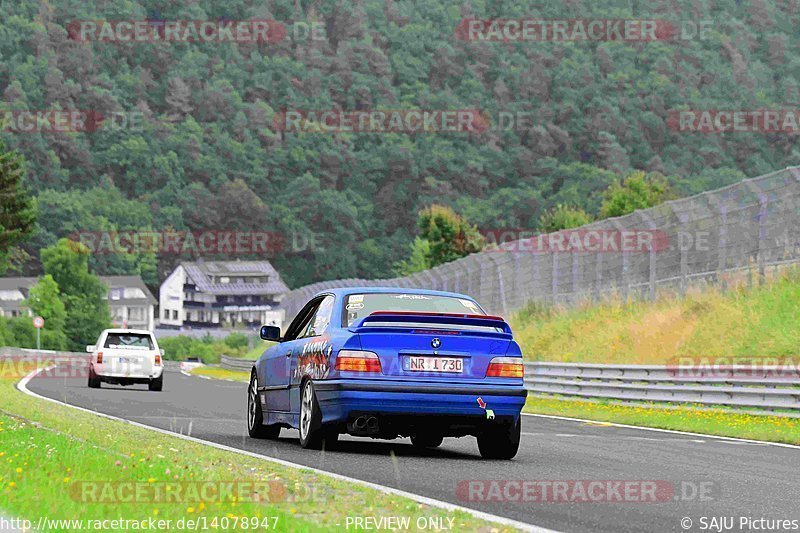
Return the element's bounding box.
[99,376,158,384]
[314,379,527,426]
[93,363,163,380]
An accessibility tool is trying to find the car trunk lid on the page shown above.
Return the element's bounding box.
[349,311,514,383]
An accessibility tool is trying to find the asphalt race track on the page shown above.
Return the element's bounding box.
[27,365,800,533]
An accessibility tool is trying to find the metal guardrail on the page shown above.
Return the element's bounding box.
[220,357,800,410]
[525,362,800,411]
[220,355,255,372]
[0,346,85,358]
[6,347,795,411]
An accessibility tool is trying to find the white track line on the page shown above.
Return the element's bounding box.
[522,413,800,450]
[17,367,556,533]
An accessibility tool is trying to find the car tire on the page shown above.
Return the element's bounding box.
[87,366,101,389]
[477,418,521,460]
[248,371,280,439]
[148,374,163,392]
[298,380,337,450]
[411,433,444,448]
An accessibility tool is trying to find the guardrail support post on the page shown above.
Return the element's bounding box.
[551,251,559,305]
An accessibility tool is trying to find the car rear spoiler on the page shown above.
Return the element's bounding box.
[350,311,513,336]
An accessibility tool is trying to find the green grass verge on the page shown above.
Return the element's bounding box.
[241,344,271,360]
[0,370,509,532]
[524,395,800,445]
[190,366,250,382]
[511,268,800,364]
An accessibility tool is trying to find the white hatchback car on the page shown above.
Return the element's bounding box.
[87,329,164,391]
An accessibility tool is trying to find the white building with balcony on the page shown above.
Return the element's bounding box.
[159,260,288,329]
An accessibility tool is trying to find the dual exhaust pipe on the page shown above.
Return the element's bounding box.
[353,415,379,433]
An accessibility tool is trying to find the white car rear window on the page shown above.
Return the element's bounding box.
[104,333,154,349]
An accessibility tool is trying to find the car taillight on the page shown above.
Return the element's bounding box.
[154,354,162,366]
[486,357,523,378]
[96,352,103,364]
[335,350,381,373]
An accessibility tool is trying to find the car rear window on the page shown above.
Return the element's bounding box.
[342,293,484,327]
[104,333,154,349]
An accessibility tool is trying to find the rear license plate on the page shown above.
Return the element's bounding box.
[407,356,463,373]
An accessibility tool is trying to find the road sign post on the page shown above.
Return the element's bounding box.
[33,316,44,350]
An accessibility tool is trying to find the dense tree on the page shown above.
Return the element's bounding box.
[600,171,673,219]
[25,274,66,332]
[1,0,795,286]
[23,274,68,349]
[396,205,484,274]
[394,237,432,276]
[538,205,593,232]
[40,239,110,350]
[0,138,36,273]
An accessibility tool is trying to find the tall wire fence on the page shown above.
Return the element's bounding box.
[279,167,800,321]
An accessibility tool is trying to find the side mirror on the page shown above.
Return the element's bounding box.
[260,325,282,342]
[85,345,95,353]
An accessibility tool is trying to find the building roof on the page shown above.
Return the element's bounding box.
[181,260,289,296]
[0,275,155,307]
[0,277,36,310]
[101,276,157,306]
[0,277,38,292]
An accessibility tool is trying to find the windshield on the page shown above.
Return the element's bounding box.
[103,333,155,350]
[342,293,484,327]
